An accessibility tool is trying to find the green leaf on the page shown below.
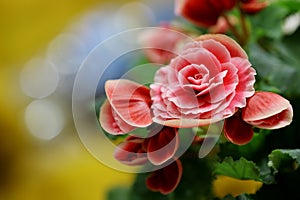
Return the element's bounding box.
[268,149,300,173]
[276,0,300,13]
[213,157,261,181]
[218,133,267,161]
[249,4,289,40]
[249,42,298,96]
[173,156,214,200]
[258,158,276,185]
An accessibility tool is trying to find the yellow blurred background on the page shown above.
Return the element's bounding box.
[0,0,138,199]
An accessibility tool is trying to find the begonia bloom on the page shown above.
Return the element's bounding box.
[150,34,256,128]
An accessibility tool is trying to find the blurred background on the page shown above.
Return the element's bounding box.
[0,0,173,199]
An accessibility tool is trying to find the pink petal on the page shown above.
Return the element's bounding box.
[114,136,148,166]
[146,159,183,195]
[154,117,222,128]
[195,34,248,59]
[99,100,135,135]
[147,127,179,165]
[167,85,199,109]
[224,114,254,145]
[225,57,256,110]
[138,26,187,64]
[242,92,293,129]
[201,39,231,63]
[177,48,221,77]
[105,79,152,127]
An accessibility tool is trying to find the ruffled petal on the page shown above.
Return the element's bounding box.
[201,39,231,63]
[146,159,183,194]
[154,117,222,128]
[195,34,248,59]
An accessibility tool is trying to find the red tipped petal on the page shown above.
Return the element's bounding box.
[146,159,183,195]
[224,115,254,145]
[242,92,293,129]
[241,1,268,14]
[245,105,293,129]
[196,34,248,59]
[105,79,153,127]
[99,100,135,135]
[147,127,179,165]
[175,0,222,27]
[114,137,148,166]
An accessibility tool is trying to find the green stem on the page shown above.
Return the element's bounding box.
[223,14,243,45]
[239,7,250,46]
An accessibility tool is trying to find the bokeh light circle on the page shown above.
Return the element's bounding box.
[20,58,59,99]
[25,99,65,140]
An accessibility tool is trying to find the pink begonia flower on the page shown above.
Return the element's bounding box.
[224,91,293,145]
[139,25,188,64]
[150,34,256,128]
[114,127,179,166]
[175,0,237,27]
[146,159,183,195]
[241,0,268,14]
[99,79,152,135]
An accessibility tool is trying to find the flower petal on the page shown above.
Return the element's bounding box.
[224,114,254,145]
[195,34,248,59]
[241,0,268,14]
[105,79,152,127]
[175,0,220,27]
[201,39,231,63]
[99,100,135,135]
[146,159,183,195]
[147,127,179,165]
[114,136,148,166]
[154,117,222,128]
[242,91,293,129]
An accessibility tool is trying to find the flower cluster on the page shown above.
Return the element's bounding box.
[98,0,293,195]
